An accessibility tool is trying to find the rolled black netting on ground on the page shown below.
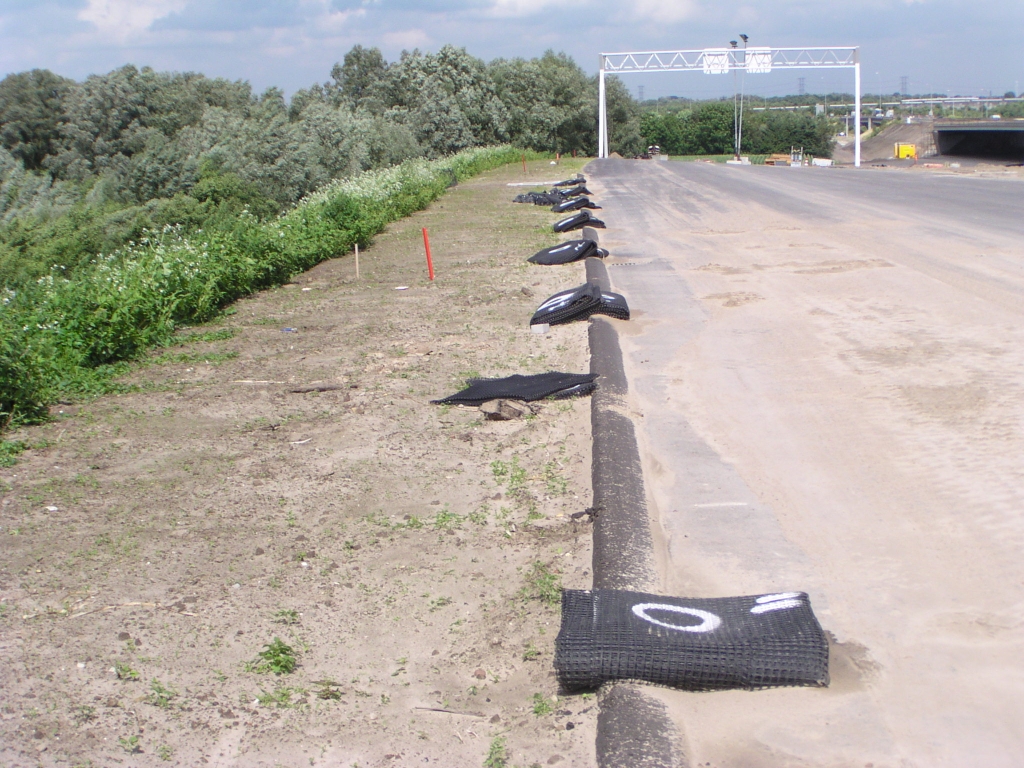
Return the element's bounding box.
[432,372,598,406]
[552,196,601,213]
[555,589,829,692]
[531,284,630,326]
[559,184,592,198]
[513,192,563,205]
[554,211,606,233]
[528,239,601,265]
[553,176,586,187]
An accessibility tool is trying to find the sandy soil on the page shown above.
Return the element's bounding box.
[0,161,599,768]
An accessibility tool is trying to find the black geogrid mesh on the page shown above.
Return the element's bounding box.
[560,184,593,198]
[531,284,630,326]
[431,372,597,406]
[528,239,599,265]
[552,196,601,213]
[554,210,606,233]
[513,192,563,205]
[555,589,830,692]
[553,176,586,187]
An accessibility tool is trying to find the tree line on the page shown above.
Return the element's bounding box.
[0,45,838,288]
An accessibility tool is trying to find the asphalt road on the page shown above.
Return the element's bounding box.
[586,159,1024,767]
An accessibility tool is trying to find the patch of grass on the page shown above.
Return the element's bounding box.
[432,509,464,531]
[173,327,237,345]
[273,608,300,625]
[149,349,239,366]
[542,462,568,496]
[491,456,526,493]
[256,685,304,708]
[520,561,561,607]
[115,662,140,681]
[247,637,298,675]
[531,692,553,716]
[0,440,26,467]
[146,679,177,708]
[522,642,539,661]
[468,505,489,525]
[429,596,452,612]
[314,680,344,700]
[484,736,508,768]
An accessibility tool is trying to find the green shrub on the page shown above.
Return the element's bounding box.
[0,146,525,427]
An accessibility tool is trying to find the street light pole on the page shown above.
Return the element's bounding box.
[730,40,739,158]
[738,34,748,159]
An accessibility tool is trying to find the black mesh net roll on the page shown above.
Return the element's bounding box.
[553,175,586,187]
[554,211,606,233]
[432,372,598,406]
[555,588,830,692]
[513,192,562,206]
[559,184,593,198]
[531,284,630,325]
[528,239,599,265]
[552,196,601,213]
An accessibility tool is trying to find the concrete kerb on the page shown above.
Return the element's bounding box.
[584,251,687,768]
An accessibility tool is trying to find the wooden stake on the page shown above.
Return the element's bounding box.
[355,243,360,280]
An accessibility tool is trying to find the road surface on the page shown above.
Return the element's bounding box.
[587,159,1024,767]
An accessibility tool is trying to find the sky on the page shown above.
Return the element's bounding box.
[1,0,1022,101]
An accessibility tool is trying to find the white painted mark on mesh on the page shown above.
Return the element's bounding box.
[750,599,803,614]
[631,603,722,633]
[755,592,802,604]
[693,502,748,508]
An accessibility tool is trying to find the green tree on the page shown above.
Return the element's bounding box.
[0,69,74,171]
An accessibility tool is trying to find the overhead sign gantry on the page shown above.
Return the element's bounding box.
[598,46,863,167]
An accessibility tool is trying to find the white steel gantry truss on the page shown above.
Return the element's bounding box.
[598,46,862,167]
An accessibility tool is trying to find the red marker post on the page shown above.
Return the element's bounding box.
[422,227,434,281]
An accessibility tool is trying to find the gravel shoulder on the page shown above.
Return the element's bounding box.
[0,160,599,768]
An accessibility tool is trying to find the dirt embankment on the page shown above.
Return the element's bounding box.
[0,161,599,767]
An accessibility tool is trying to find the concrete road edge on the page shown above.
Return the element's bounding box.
[585,254,687,768]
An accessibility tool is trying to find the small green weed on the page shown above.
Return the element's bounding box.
[520,561,561,607]
[531,692,553,716]
[522,642,539,661]
[146,679,177,708]
[156,744,174,761]
[484,736,508,768]
[429,596,452,612]
[432,509,463,531]
[256,685,303,708]
[115,662,139,681]
[491,457,526,492]
[273,609,300,625]
[118,735,140,754]
[542,462,568,496]
[314,680,344,700]
[247,637,297,675]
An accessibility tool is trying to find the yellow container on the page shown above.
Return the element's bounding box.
[895,143,917,160]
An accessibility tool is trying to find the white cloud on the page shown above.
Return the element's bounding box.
[383,28,430,48]
[631,0,698,24]
[78,0,187,41]
[488,0,572,19]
